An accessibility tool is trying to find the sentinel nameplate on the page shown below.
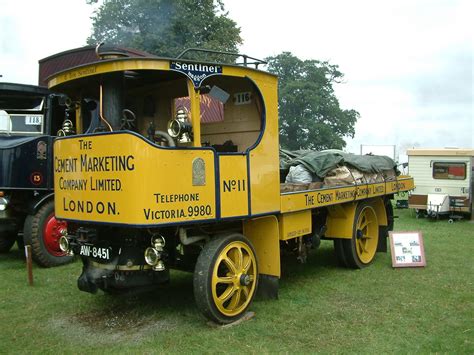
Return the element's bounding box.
[170,61,222,88]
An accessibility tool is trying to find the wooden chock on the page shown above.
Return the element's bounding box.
[207,312,255,328]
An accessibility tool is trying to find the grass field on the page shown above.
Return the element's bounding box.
[0,207,472,354]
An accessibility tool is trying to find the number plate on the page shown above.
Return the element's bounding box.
[79,244,112,261]
[233,91,252,105]
[25,115,43,125]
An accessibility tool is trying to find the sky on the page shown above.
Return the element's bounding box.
[0,0,472,162]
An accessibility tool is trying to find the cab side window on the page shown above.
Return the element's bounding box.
[200,76,263,153]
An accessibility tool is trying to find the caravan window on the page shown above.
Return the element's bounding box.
[432,162,466,180]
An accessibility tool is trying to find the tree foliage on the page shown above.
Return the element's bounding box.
[266,52,359,151]
[86,0,242,58]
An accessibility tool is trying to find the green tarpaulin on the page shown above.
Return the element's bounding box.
[280,149,397,179]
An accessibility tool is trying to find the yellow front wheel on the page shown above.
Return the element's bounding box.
[194,233,258,324]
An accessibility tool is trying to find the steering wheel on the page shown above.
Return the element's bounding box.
[120,109,136,130]
[153,130,175,147]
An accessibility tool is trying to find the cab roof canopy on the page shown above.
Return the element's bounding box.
[42,46,270,89]
[38,45,154,87]
[0,82,50,95]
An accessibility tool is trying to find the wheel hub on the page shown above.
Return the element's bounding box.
[240,274,251,286]
[43,213,68,256]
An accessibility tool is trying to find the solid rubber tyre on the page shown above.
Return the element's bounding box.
[333,239,348,267]
[343,201,379,269]
[23,200,73,267]
[0,232,16,253]
[194,233,258,324]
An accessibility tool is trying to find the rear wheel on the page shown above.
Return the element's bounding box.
[0,232,16,253]
[333,239,348,267]
[23,201,73,267]
[194,233,258,324]
[343,201,379,269]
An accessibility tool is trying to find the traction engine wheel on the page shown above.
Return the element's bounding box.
[334,201,379,269]
[23,200,73,267]
[194,233,258,324]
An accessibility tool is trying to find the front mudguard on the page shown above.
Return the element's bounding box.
[26,192,54,215]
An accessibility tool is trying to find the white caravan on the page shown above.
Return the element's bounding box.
[407,148,473,220]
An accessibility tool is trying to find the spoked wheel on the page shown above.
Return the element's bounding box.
[194,233,258,324]
[23,200,73,267]
[334,201,379,269]
[345,201,379,268]
[333,239,348,267]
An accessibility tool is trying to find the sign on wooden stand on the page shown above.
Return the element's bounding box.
[389,231,426,268]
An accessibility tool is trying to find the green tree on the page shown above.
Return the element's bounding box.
[266,52,359,151]
[86,0,242,58]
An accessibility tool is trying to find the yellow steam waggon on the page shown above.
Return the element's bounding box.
[48,47,414,324]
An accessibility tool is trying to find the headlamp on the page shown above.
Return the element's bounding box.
[59,235,70,252]
[167,107,193,142]
[144,247,160,266]
[0,197,9,211]
[151,235,165,251]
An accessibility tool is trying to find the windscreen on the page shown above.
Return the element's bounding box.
[0,95,45,134]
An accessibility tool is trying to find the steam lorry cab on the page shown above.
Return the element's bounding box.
[0,82,74,266]
[48,49,414,324]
